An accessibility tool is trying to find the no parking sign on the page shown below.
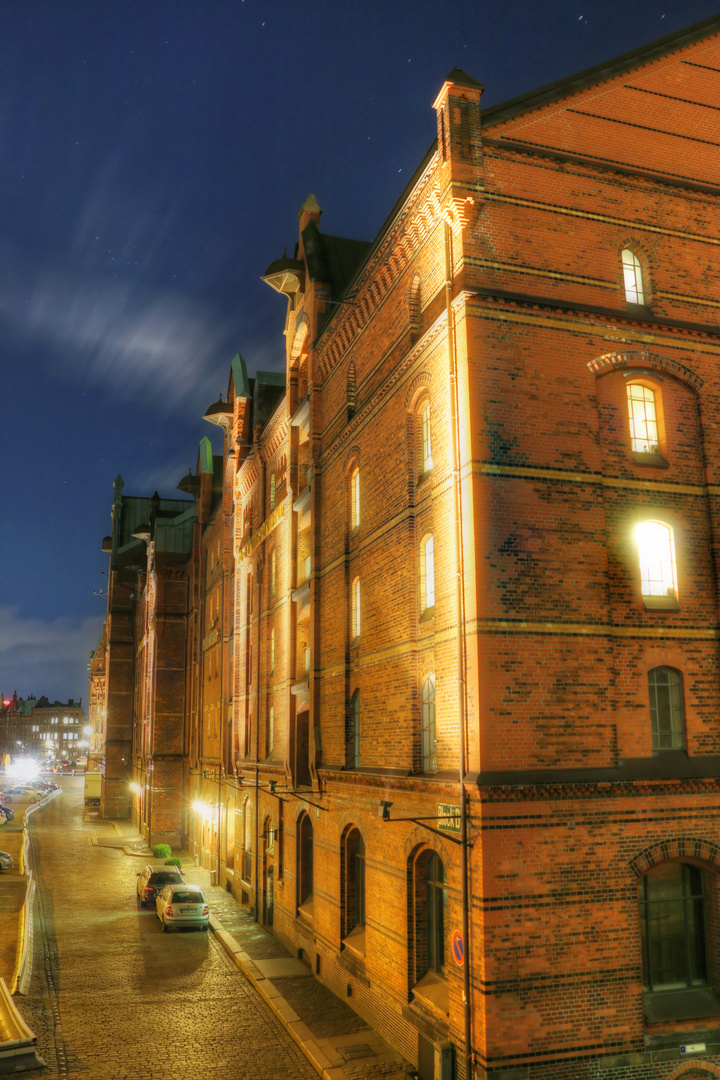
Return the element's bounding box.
[452,930,464,966]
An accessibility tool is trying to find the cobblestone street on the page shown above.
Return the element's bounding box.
[16,778,317,1080]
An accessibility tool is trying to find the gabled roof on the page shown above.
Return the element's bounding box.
[483,12,720,128]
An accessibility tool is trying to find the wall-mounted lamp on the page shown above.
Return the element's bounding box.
[380,800,393,821]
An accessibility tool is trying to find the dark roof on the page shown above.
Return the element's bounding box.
[301,220,371,296]
[482,11,720,129]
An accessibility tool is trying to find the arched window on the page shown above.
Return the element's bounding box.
[649,667,684,750]
[350,467,360,530]
[351,577,361,640]
[640,862,707,991]
[270,471,276,511]
[636,521,678,603]
[622,248,645,304]
[270,628,275,674]
[421,401,433,473]
[351,690,360,768]
[420,534,435,613]
[421,675,437,773]
[243,799,253,881]
[297,812,313,912]
[627,383,659,454]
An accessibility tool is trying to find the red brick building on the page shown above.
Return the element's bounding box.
[94,14,720,1080]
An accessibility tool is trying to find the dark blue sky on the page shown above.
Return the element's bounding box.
[1,0,717,703]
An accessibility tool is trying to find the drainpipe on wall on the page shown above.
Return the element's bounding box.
[445,219,473,1077]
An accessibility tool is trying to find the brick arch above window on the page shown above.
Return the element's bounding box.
[628,836,720,879]
[404,833,453,871]
[587,349,703,391]
[404,371,432,413]
[663,1063,720,1080]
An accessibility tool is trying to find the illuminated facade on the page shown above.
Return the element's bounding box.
[92,14,720,1080]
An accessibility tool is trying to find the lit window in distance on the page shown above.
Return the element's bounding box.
[637,521,677,598]
[622,249,645,304]
[627,384,659,453]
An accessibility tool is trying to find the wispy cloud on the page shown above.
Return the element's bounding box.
[0,607,103,704]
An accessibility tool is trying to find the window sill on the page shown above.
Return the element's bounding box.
[412,972,448,1016]
[342,926,366,958]
[297,897,314,924]
[417,469,432,487]
[633,451,669,469]
[643,595,680,611]
[420,606,435,624]
[644,987,720,1024]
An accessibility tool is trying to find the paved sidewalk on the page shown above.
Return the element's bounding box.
[101,818,417,1080]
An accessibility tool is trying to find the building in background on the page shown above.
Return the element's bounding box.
[0,694,85,765]
[93,15,720,1080]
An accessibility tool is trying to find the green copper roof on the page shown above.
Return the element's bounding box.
[199,436,213,474]
[231,353,251,399]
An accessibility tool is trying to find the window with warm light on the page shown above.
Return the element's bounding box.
[268,705,274,756]
[627,383,659,454]
[420,535,435,613]
[270,471,276,511]
[270,628,275,673]
[622,248,645,304]
[637,520,678,606]
[270,549,276,597]
[351,577,361,640]
[351,467,360,530]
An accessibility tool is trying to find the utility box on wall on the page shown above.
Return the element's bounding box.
[418,1036,454,1080]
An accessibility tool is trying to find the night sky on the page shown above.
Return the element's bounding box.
[1,0,717,705]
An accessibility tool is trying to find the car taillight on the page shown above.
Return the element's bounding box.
[166,906,173,917]
[144,887,153,896]
[202,905,209,915]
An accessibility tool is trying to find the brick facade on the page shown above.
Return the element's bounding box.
[94,15,720,1080]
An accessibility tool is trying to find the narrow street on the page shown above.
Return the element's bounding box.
[16,777,317,1080]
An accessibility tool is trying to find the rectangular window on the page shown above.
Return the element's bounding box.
[627,384,659,454]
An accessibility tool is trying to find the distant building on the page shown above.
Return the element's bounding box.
[0,693,84,763]
[94,14,720,1080]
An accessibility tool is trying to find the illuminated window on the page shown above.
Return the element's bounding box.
[270,472,276,511]
[420,535,435,612]
[270,550,276,597]
[268,705,274,756]
[270,628,275,674]
[421,402,433,473]
[351,467,360,530]
[637,521,678,601]
[351,690,360,767]
[622,249,645,304]
[421,675,436,773]
[649,667,684,750]
[627,384,659,454]
[352,577,361,640]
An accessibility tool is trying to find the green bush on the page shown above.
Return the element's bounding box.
[164,857,182,869]
[153,843,172,859]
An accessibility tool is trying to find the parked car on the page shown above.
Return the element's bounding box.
[155,884,209,932]
[0,787,41,804]
[0,851,13,871]
[136,864,185,907]
[0,806,15,822]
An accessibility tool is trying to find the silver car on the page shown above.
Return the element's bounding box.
[155,883,209,932]
[0,851,13,871]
